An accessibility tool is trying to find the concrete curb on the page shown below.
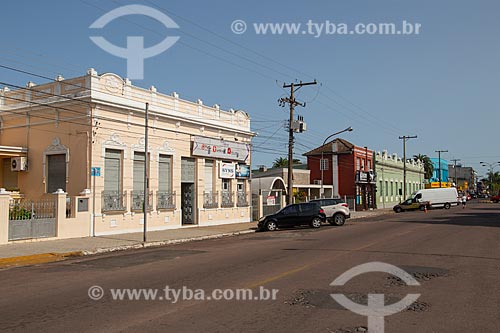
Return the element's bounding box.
[0,229,257,268]
[82,229,256,256]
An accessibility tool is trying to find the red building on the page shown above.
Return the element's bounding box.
[303,138,375,210]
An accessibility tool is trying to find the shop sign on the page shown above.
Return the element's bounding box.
[235,164,250,179]
[192,136,250,162]
[220,162,236,179]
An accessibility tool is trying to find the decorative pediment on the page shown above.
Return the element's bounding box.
[158,140,175,153]
[103,133,126,148]
[46,137,68,154]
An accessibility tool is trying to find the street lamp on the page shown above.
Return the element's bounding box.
[479,161,500,191]
[320,126,353,198]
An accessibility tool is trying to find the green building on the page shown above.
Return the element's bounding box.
[375,150,425,209]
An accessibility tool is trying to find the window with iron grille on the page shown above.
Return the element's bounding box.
[236,180,248,207]
[103,149,125,212]
[203,191,218,208]
[158,154,174,209]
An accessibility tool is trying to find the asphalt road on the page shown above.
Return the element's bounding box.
[1,201,499,332]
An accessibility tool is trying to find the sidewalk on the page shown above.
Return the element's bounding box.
[0,208,393,267]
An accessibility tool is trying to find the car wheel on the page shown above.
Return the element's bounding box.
[265,221,277,231]
[330,213,346,226]
[444,203,451,209]
[419,205,426,211]
[310,217,322,228]
[394,207,402,213]
[494,200,499,203]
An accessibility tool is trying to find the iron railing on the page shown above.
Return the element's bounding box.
[157,191,176,210]
[102,191,127,212]
[203,191,218,209]
[237,191,249,207]
[221,191,234,208]
[9,199,56,220]
[131,191,153,212]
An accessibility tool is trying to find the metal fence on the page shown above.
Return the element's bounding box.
[203,191,218,209]
[157,191,176,210]
[237,191,249,207]
[102,191,127,212]
[221,191,234,208]
[131,191,153,212]
[262,190,282,216]
[8,198,56,240]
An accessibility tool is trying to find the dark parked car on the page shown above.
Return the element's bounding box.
[258,202,326,231]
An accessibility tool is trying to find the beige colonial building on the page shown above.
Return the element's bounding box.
[0,69,254,239]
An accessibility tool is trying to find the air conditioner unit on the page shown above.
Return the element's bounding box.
[11,157,28,171]
[313,180,322,185]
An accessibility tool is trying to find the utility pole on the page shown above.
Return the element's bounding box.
[398,135,417,198]
[450,158,461,188]
[279,80,317,205]
[435,150,448,188]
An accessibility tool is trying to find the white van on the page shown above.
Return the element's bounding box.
[411,188,459,209]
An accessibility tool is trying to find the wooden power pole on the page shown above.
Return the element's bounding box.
[279,80,317,205]
[399,135,417,198]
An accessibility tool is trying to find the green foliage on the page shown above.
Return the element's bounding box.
[272,157,302,168]
[293,191,307,203]
[9,205,32,220]
[485,171,500,194]
[413,154,434,180]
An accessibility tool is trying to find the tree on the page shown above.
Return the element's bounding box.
[272,157,302,168]
[485,171,500,194]
[272,157,288,168]
[413,154,434,180]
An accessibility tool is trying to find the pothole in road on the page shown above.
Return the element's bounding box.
[386,265,449,286]
[330,326,368,333]
[284,289,401,310]
[405,300,430,312]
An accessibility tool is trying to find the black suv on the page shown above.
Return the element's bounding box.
[257,202,326,231]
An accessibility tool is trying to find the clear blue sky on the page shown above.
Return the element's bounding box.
[1,0,499,178]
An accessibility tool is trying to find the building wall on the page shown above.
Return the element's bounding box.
[374,150,425,208]
[0,70,254,237]
[429,158,449,182]
[0,79,91,198]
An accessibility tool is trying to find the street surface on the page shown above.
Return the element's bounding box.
[1,201,499,332]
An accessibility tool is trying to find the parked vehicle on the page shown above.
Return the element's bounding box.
[393,199,430,213]
[309,198,350,226]
[490,192,500,203]
[408,188,459,209]
[257,202,326,231]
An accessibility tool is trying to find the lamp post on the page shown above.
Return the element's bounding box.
[320,126,353,198]
[480,161,500,192]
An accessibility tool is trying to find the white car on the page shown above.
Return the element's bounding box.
[309,198,350,226]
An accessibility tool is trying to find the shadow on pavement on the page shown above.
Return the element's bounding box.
[399,206,500,228]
